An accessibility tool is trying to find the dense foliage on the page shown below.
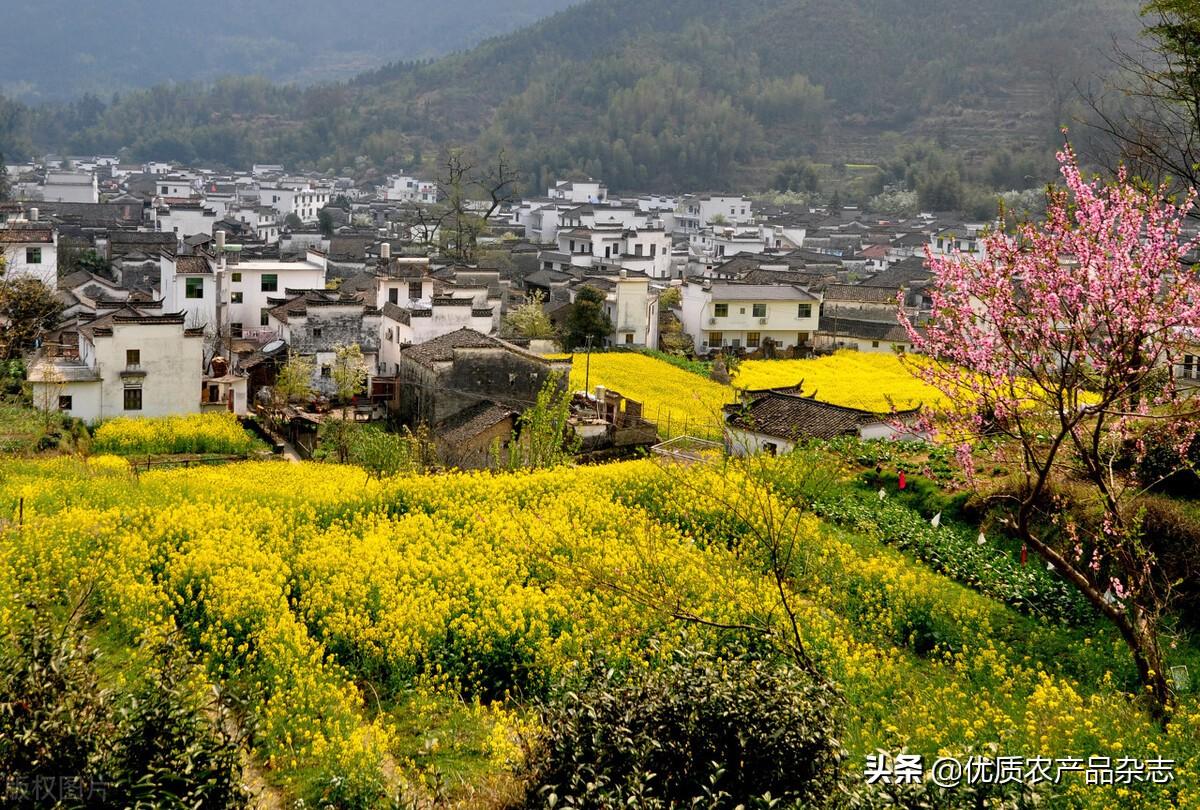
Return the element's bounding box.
[523,646,845,808]
[0,616,247,808]
[0,0,1138,191]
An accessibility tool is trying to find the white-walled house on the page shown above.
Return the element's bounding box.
[159,254,217,332]
[222,250,328,340]
[42,171,99,203]
[384,175,437,204]
[572,271,659,348]
[724,389,922,456]
[0,223,57,286]
[679,281,822,354]
[378,299,497,375]
[672,194,754,234]
[155,176,197,199]
[28,307,206,422]
[549,179,607,204]
[551,226,673,279]
[157,200,219,240]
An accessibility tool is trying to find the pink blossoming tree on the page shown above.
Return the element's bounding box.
[899,144,1200,719]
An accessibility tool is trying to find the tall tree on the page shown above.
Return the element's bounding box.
[1086,1,1200,192]
[0,153,10,202]
[407,148,519,263]
[503,291,556,339]
[899,145,1200,721]
[563,286,613,351]
[0,263,63,361]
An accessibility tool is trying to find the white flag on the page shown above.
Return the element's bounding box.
[878,488,886,501]
[977,533,986,546]
[930,512,941,528]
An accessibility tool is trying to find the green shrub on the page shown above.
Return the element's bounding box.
[522,646,845,808]
[0,615,249,809]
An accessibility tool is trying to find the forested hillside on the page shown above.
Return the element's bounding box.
[0,0,1142,191]
[0,0,580,102]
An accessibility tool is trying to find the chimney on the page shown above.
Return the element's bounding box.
[28,207,38,222]
[215,230,226,271]
[380,242,391,260]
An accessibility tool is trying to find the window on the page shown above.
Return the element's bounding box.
[185,277,204,299]
[650,244,657,258]
[747,332,761,348]
[312,328,322,339]
[231,272,242,282]
[797,303,812,319]
[389,288,399,304]
[408,282,422,300]
[634,243,643,257]
[714,303,728,318]
[25,247,41,264]
[763,441,778,457]
[126,349,140,368]
[161,185,169,194]
[260,310,270,327]
[123,387,143,411]
[231,292,243,304]
[261,274,278,292]
[624,333,633,344]
[58,395,72,411]
[231,323,243,338]
[708,331,723,346]
[752,304,767,318]
[871,340,880,348]
[321,366,331,378]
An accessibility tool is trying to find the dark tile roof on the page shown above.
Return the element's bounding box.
[0,225,53,244]
[820,284,899,304]
[381,302,410,324]
[817,316,914,342]
[175,255,211,275]
[724,390,911,441]
[400,328,545,369]
[436,401,516,446]
[859,261,933,289]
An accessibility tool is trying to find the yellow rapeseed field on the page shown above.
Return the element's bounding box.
[734,351,947,411]
[0,456,1195,807]
[567,353,735,438]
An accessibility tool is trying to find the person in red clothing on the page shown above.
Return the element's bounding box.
[898,470,907,490]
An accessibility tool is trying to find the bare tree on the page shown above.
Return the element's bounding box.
[1083,1,1200,194]
[406,148,520,263]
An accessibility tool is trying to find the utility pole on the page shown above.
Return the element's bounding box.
[584,334,593,395]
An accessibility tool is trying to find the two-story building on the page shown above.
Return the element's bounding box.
[679,280,822,354]
[0,221,57,286]
[28,305,206,422]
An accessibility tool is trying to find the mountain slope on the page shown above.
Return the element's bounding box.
[0,0,581,103]
[2,0,1145,191]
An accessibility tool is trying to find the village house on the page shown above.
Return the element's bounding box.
[382,175,438,204]
[394,328,573,467]
[723,387,921,456]
[42,171,99,204]
[28,305,207,422]
[264,290,382,397]
[670,193,754,234]
[679,280,822,355]
[0,219,58,286]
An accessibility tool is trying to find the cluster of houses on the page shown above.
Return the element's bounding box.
[6,155,1193,461]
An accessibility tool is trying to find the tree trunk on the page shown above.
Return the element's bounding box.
[1020,527,1173,723]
